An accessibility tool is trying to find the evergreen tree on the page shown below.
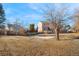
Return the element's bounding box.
[30,24,35,32]
[0,4,6,24]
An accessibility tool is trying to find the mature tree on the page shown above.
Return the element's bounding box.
[0,4,6,35]
[73,8,79,32]
[41,4,70,40]
[0,4,6,24]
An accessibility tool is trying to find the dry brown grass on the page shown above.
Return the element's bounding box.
[0,34,79,56]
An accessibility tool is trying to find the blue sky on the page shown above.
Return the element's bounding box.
[2,3,79,28]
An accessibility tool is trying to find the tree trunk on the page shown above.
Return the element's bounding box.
[4,30,7,35]
[55,28,60,40]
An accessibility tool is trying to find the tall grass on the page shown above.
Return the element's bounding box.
[0,35,79,56]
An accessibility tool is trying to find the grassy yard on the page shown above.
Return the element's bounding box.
[0,33,79,56]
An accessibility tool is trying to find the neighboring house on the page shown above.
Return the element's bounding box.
[9,24,26,35]
[37,21,52,33]
[7,24,16,35]
[4,24,26,35]
[38,21,43,32]
[0,24,9,35]
[8,24,15,31]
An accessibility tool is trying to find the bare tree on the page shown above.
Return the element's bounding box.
[73,8,79,32]
[41,4,70,40]
[14,18,22,35]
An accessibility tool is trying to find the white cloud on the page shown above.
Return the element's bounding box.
[27,4,44,13]
[23,14,43,20]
